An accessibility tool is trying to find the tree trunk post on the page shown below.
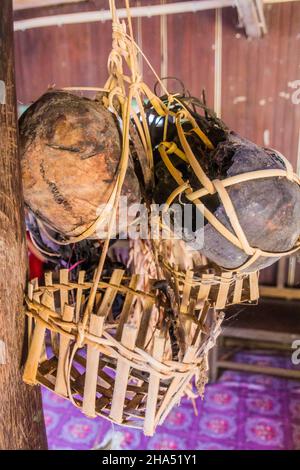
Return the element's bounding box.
[0,0,48,450]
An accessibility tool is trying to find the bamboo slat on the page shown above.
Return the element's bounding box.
[55,304,74,396]
[180,270,194,314]
[59,269,69,312]
[215,272,233,309]
[23,289,53,385]
[154,346,197,426]
[144,334,165,436]
[109,324,138,423]
[197,273,214,302]
[116,274,140,341]
[82,314,105,417]
[136,297,156,349]
[27,277,39,345]
[46,271,57,358]
[75,270,86,322]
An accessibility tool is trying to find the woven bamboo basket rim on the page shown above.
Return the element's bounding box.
[25,295,222,380]
[25,280,155,300]
[161,259,255,286]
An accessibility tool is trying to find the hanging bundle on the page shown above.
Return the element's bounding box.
[22,0,300,436]
[146,92,300,310]
[146,94,300,274]
[22,0,223,436]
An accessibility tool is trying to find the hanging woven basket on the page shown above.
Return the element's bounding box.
[23,268,223,435]
[22,0,300,437]
[150,100,300,273]
[22,1,224,436]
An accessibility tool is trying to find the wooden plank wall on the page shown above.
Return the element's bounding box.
[13,1,300,286]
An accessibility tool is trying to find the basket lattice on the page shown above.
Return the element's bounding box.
[24,268,223,435]
[163,264,260,311]
[132,240,260,312]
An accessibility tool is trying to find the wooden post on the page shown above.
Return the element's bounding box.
[0,0,48,450]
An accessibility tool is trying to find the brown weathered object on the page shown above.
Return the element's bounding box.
[0,0,47,450]
[19,90,141,239]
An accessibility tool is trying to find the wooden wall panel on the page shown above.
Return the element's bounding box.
[15,21,113,103]
[221,3,300,166]
[221,3,300,285]
[14,0,160,103]
[140,13,161,92]
[166,9,215,104]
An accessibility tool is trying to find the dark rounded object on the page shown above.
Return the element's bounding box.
[153,124,300,272]
[201,133,300,271]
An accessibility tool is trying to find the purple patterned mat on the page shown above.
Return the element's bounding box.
[43,351,300,450]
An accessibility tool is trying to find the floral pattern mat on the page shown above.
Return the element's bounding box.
[43,351,300,450]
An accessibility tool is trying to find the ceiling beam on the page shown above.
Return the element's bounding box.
[236,0,267,38]
[13,0,84,9]
[14,0,235,31]
[13,0,299,33]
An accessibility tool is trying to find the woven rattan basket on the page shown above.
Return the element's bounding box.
[23,268,223,435]
[22,0,299,437]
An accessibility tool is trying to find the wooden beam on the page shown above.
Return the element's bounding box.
[236,0,267,38]
[222,326,300,343]
[0,0,47,450]
[260,285,300,300]
[13,0,83,10]
[217,360,300,379]
[13,0,234,31]
[12,0,300,31]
